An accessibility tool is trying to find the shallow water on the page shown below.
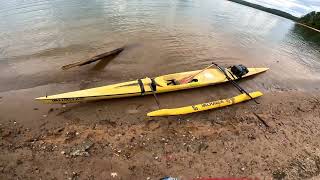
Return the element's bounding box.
[0,0,320,94]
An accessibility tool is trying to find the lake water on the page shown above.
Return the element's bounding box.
[0,0,320,94]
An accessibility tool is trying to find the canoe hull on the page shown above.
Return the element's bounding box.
[36,67,268,104]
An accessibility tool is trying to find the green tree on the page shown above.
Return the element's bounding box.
[299,11,320,29]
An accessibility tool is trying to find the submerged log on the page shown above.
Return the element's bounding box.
[61,47,124,70]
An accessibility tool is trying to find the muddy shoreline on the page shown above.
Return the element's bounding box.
[1,83,320,179]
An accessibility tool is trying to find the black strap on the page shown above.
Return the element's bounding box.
[150,78,157,91]
[149,78,161,108]
[137,79,145,95]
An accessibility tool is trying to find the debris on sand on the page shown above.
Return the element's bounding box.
[197,142,209,154]
[48,108,54,113]
[273,170,287,180]
[64,139,94,157]
[287,154,320,179]
[53,127,64,135]
[111,172,118,178]
[253,113,270,128]
[65,130,78,141]
[160,176,178,180]
[127,109,139,114]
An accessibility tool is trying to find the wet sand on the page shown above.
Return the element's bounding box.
[1,82,320,179]
[1,43,320,179]
[1,40,320,180]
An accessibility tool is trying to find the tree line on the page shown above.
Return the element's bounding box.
[298,11,320,29]
[228,0,320,30]
[227,0,298,21]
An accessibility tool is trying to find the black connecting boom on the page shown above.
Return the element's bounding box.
[212,63,259,104]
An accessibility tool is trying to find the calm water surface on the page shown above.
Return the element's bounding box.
[0,0,320,94]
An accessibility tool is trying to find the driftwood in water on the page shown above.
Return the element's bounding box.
[62,47,124,70]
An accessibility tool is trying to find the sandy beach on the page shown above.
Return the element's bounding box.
[1,62,320,179]
[1,40,320,180]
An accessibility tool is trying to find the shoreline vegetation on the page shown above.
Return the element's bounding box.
[298,11,320,32]
[227,0,320,32]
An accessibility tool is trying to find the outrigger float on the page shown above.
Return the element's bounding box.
[147,91,263,116]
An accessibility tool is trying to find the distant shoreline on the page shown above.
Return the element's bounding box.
[226,0,298,21]
[296,23,320,33]
[227,0,320,33]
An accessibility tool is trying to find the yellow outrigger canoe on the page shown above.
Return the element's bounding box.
[147,91,263,116]
[36,67,268,104]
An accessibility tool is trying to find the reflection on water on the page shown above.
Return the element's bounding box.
[292,24,320,47]
[0,0,320,93]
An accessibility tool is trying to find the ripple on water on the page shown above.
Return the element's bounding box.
[0,0,320,93]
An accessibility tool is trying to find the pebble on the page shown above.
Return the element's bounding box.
[43,115,48,118]
[241,167,245,171]
[127,109,139,114]
[111,172,118,178]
